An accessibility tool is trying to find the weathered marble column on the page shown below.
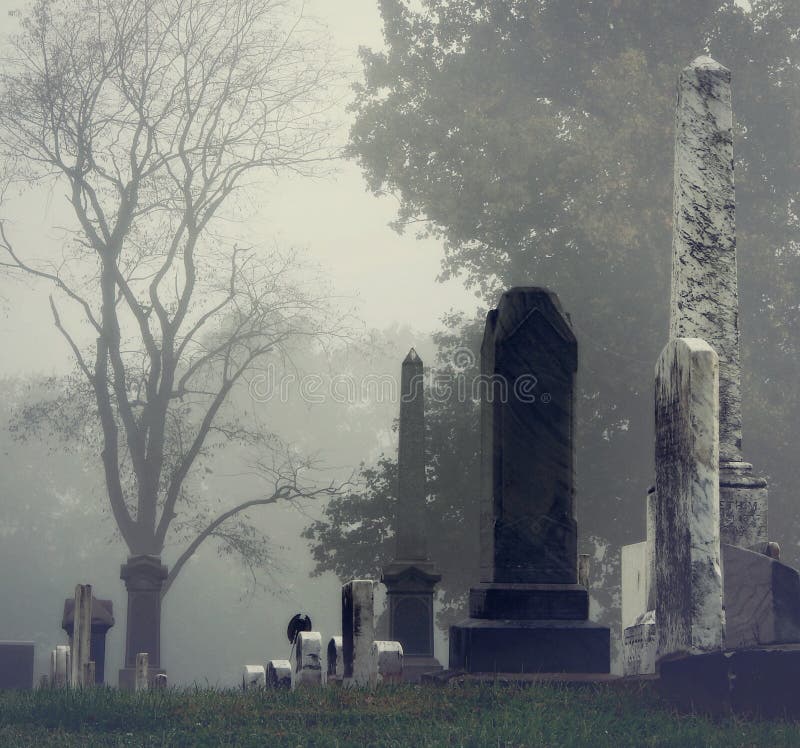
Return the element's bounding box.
[342,579,374,686]
[118,555,167,690]
[670,55,767,547]
[70,584,92,687]
[654,338,724,659]
[450,288,609,674]
[381,349,442,681]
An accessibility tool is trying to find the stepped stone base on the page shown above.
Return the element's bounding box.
[449,619,610,674]
[469,584,588,620]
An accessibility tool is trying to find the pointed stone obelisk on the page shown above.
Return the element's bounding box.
[670,56,767,548]
[381,349,442,681]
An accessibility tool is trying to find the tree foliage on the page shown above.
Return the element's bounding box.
[346,0,800,585]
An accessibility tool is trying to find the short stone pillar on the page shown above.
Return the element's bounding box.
[293,631,323,688]
[266,659,292,689]
[0,642,34,690]
[327,636,343,685]
[655,338,724,660]
[242,665,266,690]
[135,652,149,692]
[342,580,375,686]
[119,556,168,690]
[449,288,610,674]
[70,584,92,687]
[62,597,114,685]
[369,641,403,686]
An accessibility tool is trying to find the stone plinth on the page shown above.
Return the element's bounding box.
[118,555,168,690]
[655,338,724,661]
[450,288,610,674]
[62,598,114,684]
[0,642,34,690]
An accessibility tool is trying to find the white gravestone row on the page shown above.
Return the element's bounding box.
[253,580,403,689]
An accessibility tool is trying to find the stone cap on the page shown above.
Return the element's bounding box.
[62,598,115,632]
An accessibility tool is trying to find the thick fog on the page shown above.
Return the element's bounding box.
[1,0,798,686]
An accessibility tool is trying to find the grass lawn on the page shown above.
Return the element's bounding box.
[1,681,800,747]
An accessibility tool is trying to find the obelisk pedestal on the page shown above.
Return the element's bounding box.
[449,288,609,674]
[381,349,442,681]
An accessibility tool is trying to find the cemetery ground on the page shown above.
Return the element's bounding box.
[3,682,800,746]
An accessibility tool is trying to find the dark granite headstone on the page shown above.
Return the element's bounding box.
[62,598,114,684]
[0,642,34,690]
[450,288,609,674]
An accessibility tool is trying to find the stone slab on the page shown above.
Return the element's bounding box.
[469,584,588,621]
[0,642,34,690]
[622,614,656,676]
[449,620,610,674]
[723,544,800,649]
[621,543,649,630]
[658,646,800,717]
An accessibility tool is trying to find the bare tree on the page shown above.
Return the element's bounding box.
[0,0,344,682]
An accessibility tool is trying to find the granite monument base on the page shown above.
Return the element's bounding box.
[449,619,610,674]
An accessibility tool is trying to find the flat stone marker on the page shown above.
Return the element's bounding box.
[369,642,403,686]
[655,337,724,659]
[0,642,34,690]
[342,580,375,686]
[242,665,266,690]
[267,659,292,689]
[293,631,322,688]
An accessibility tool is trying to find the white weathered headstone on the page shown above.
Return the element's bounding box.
[293,631,323,688]
[327,636,343,685]
[242,665,266,690]
[342,580,375,686]
[369,641,403,686]
[621,542,649,632]
[655,337,724,659]
[52,645,70,688]
[70,584,92,687]
[266,659,292,689]
[135,652,149,692]
[153,673,168,690]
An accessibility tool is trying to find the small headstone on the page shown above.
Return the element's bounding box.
[342,580,375,686]
[327,636,343,685]
[369,641,403,686]
[293,631,322,688]
[0,642,34,690]
[242,665,266,690]
[70,584,92,687]
[655,337,724,660]
[38,674,49,689]
[135,652,149,692]
[52,645,70,688]
[153,673,168,690]
[266,659,292,689]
